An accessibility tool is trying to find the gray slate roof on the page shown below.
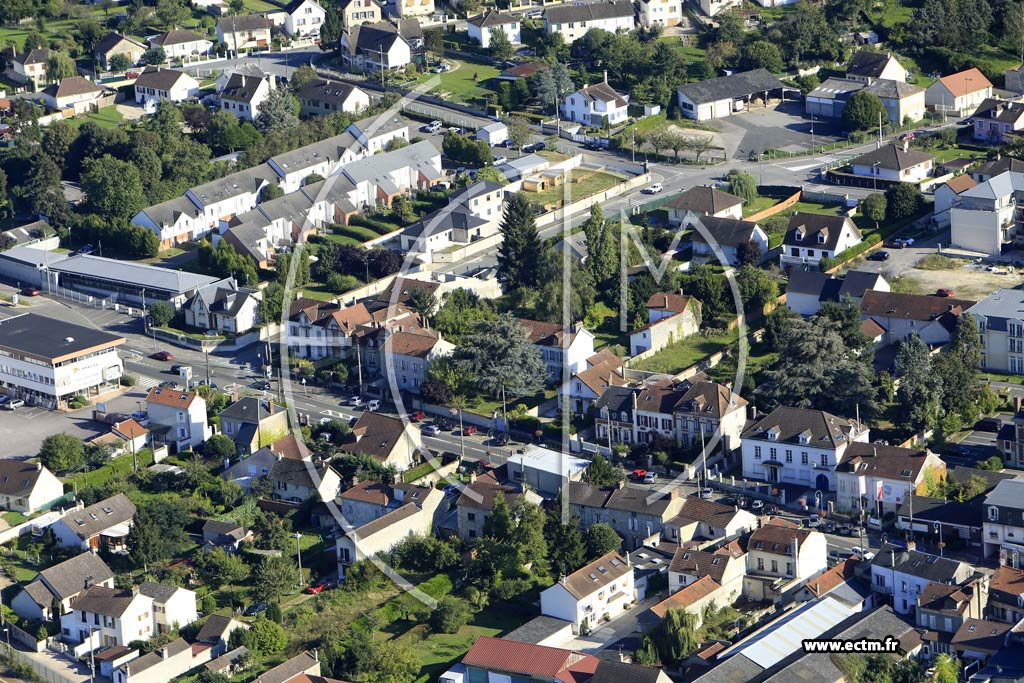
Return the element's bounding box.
[138,582,178,603]
[687,215,762,248]
[134,67,192,91]
[37,552,115,601]
[850,144,933,171]
[847,50,901,78]
[871,543,968,582]
[741,406,862,449]
[220,73,265,103]
[218,15,272,31]
[545,0,635,23]
[58,493,136,540]
[783,212,861,252]
[864,78,924,100]
[51,255,221,295]
[501,615,574,644]
[677,69,786,105]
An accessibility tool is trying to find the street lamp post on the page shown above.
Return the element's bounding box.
[934,521,944,557]
[301,377,307,396]
[295,532,303,586]
[872,161,881,193]
[814,489,823,512]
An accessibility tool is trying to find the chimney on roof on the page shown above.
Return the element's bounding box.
[84,575,94,590]
[815,582,819,594]
[276,452,283,461]
[906,539,916,552]
[314,649,319,662]
[160,646,168,660]
[617,478,626,490]
[36,462,41,471]
[903,139,909,153]
[268,398,275,415]
[1015,395,1022,415]
[351,472,359,487]
[603,70,608,84]
[663,294,668,308]
[468,471,477,485]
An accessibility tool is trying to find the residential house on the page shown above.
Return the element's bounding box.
[676,69,788,121]
[219,396,289,454]
[934,174,978,227]
[339,139,442,207]
[950,618,1012,665]
[182,280,260,335]
[779,212,863,270]
[383,329,454,395]
[250,651,321,683]
[201,520,251,553]
[846,51,908,84]
[336,494,443,577]
[916,579,988,659]
[298,79,370,116]
[870,542,974,614]
[973,157,1024,182]
[394,0,434,19]
[741,406,870,493]
[181,163,276,235]
[505,444,589,496]
[41,77,111,116]
[973,99,1024,143]
[663,496,758,546]
[453,637,600,683]
[12,552,115,622]
[668,541,746,597]
[792,558,873,610]
[540,551,635,633]
[785,269,889,317]
[340,0,382,26]
[744,518,828,602]
[148,29,212,59]
[283,0,325,36]
[219,73,271,122]
[268,457,342,503]
[217,15,273,54]
[983,478,1024,558]
[196,615,249,657]
[594,385,637,445]
[339,480,442,528]
[286,299,372,361]
[627,542,677,601]
[130,196,204,250]
[145,386,211,452]
[221,446,285,491]
[346,112,411,153]
[695,0,741,14]
[498,61,548,81]
[669,378,748,451]
[519,319,596,380]
[864,79,927,123]
[456,471,543,540]
[568,481,685,549]
[138,582,198,634]
[804,77,865,119]
[476,122,508,146]
[49,494,136,553]
[340,22,412,73]
[859,290,975,347]
[544,0,636,44]
[133,68,200,105]
[93,33,145,71]
[648,574,730,628]
[684,215,769,266]
[0,460,63,514]
[666,186,744,225]
[565,350,625,415]
[112,638,213,683]
[970,289,1024,375]
[835,442,947,516]
[62,586,154,651]
[400,181,505,259]
[849,144,934,183]
[629,294,701,356]
[561,78,629,128]
[951,170,1024,255]
[467,9,520,48]
[926,68,993,116]
[340,412,422,472]
[11,48,50,86]
[639,0,682,26]
[988,565,1024,624]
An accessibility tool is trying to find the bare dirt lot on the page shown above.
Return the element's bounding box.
[890,265,1021,300]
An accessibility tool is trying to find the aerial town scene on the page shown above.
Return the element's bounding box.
[2,0,1024,681]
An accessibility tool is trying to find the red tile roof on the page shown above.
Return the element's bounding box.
[146,386,197,409]
[462,636,598,679]
[937,68,992,98]
[805,558,860,597]
[650,575,720,619]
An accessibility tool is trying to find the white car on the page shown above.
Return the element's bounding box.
[367,399,381,412]
[421,424,441,436]
[422,120,443,133]
[643,472,657,484]
[642,183,663,194]
[493,155,508,166]
[851,546,865,558]
[448,126,462,134]
[808,514,821,528]
[349,396,364,407]
[4,399,24,410]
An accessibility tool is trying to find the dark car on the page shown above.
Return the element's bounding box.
[20,286,41,296]
[975,417,1003,432]
[868,250,890,261]
[838,524,853,536]
[151,350,174,361]
[493,432,510,446]
[823,521,836,533]
[243,602,269,617]
[254,381,271,391]
[719,497,737,507]
[936,288,956,297]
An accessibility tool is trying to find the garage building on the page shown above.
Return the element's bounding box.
[804,78,865,119]
[676,69,790,121]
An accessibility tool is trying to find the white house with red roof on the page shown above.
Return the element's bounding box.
[926,68,993,116]
[629,293,701,357]
[145,386,211,452]
[561,77,629,128]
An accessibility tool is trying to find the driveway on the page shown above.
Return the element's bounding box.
[554,594,663,653]
[711,101,845,159]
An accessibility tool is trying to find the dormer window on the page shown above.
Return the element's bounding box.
[990,506,1000,521]
[795,229,804,241]
[817,232,826,244]
[798,431,810,445]
[767,426,780,441]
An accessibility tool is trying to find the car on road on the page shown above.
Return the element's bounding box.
[808,514,821,528]
[522,141,546,153]
[410,410,426,422]
[3,399,24,410]
[936,288,956,297]
[851,546,866,558]
[526,9,542,16]
[698,487,713,499]
[750,500,764,512]
[493,155,508,166]
[764,504,778,515]
[19,286,40,296]
[422,120,443,133]
[349,396,364,407]
[642,183,663,194]
[367,399,381,412]
[243,603,269,617]
[421,423,441,436]
[719,496,737,507]
[975,417,1003,432]
[462,425,478,436]
[837,524,852,536]
[151,350,174,361]
[254,381,271,391]
[158,381,178,389]
[631,469,648,480]
[582,141,600,151]
[643,472,657,484]
[492,432,510,446]
[823,521,836,533]
[868,250,890,261]
[899,132,915,142]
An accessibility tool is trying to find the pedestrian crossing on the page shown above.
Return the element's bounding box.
[136,376,161,389]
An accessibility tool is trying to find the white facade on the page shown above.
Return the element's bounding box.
[540,555,635,633]
[544,5,636,43]
[336,503,435,577]
[779,219,863,269]
[145,390,211,452]
[284,0,326,36]
[467,16,521,48]
[561,85,629,128]
[62,591,153,650]
[150,34,213,59]
[851,158,933,183]
[220,75,271,122]
[395,0,434,18]
[746,529,828,582]
[639,0,682,26]
[133,70,201,104]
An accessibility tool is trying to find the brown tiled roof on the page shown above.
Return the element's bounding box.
[945,174,978,194]
[462,636,598,678]
[329,303,372,333]
[860,290,975,322]
[340,412,410,463]
[575,361,625,397]
[501,62,547,78]
[518,318,579,347]
[577,81,627,107]
[270,433,312,461]
[69,586,138,617]
[146,386,197,409]
[669,547,739,583]
[646,292,693,315]
[636,379,685,415]
[586,349,622,369]
[665,186,743,215]
[0,460,49,498]
[340,480,429,505]
[837,442,937,482]
[918,581,971,612]
[386,329,442,357]
[748,518,812,555]
[457,478,523,512]
[990,566,1024,600]
[805,558,860,597]
[950,618,1011,652]
[373,277,440,308]
[937,68,992,97]
[253,651,319,683]
[558,551,631,600]
[113,419,148,440]
[847,50,901,78]
[650,575,720,619]
[350,502,419,539]
[861,317,886,338]
[670,497,745,530]
[674,380,747,419]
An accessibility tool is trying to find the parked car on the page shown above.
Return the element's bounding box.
[750,499,764,512]
[448,126,462,134]
[421,423,441,436]
[0,396,9,406]
[719,496,737,507]
[823,521,836,534]
[936,288,956,297]
[492,432,510,446]
[410,410,426,422]
[307,579,335,594]
[349,396,364,406]
[462,425,478,436]
[254,381,271,391]
[698,487,713,499]
[243,603,269,616]
[522,141,546,153]
[4,399,24,410]
[493,155,508,166]
[422,120,443,133]
[868,250,890,261]
[151,350,174,361]
[642,183,663,194]
[898,132,915,142]
[367,399,381,412]
[975,417,1003,432]
[643,472,657,484]
[20,286,40,296]
[632,469,648,480]
[808,514,821,528]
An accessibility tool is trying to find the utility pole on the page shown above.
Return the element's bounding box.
[206,349,211,386]
[295,532,303,585]
[878,110,883,148]
[355,340,363,395]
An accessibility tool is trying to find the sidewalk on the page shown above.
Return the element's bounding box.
[555,594,662,653]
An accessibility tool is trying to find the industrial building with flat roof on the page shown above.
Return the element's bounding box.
[0,313,124,409]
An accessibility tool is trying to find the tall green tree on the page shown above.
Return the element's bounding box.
[933,654,961,683]
[894,333,944,433]
[585,524,622,559]
[726,170,758,204]
[320,4,342,50]
[497,192,547,293]
[489,27,515,61]
[253,555,296,602]
[45,51,76,82]
[842,90,887,131]
[585,454,621,485]
[256,87,299,134]
[886,183,922,220]
[81,154,146,221]
[544,499,586,575]
[645,608,699,665]
[39,433,84,474]
[581,204,616,287]
[740,40,784,72]
[454,314,547,398]
[511,498,548,572]
[533,63,574,110]
[860,192,887,227]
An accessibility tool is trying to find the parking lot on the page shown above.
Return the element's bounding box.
[712,101,845,159]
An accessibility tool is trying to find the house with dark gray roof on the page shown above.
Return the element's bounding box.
[568,481,685,549]
[93,33,145,71]
[786,269,889,316]
[268,458,342,504]
[501,615,575,647]
[298,78,371,117]
[864,78,926,123]
[218,72,271,122]
[340,22,413,73]
[860,289,975,347]
[983,478,1024,558]
[217,15,273,52]
[666,186,744,224]
[870,542,973,614]
[114,637,212,683]
[50,493,136,553]
[805,77,865,119]
[544,0,635,44]
[148,29,212,59]
[197,615,250,656]
[220,396,289,455]
[740,406,870,493]
[846,50,908,84]
[779,212,862,270]
[11,552,115,622]
[850,143,934,183]
[133,67,200,105]
[684,214,768,265]
[0,460,64,514]
[676,69,789,121]
[468,8,520,48]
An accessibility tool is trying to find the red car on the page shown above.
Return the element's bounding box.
[151,351,174,361]
[20,287,41,296]
[632,469,648,480]
[410,410,426,422]
[899,132,915,142]
[463,426,478,436]
[307,579,335,594]
[936,288,955,297]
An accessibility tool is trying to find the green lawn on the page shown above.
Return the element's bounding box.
[417,59,502,103]
[528,170,626,207]
[466,388,555,419]
[68,107,124,130]
[742,197,778,217]
[790,201,844,216]
[929,147,988,164]
[633,330,739,375]
[400,607,527,683]
[320,232,363,247]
